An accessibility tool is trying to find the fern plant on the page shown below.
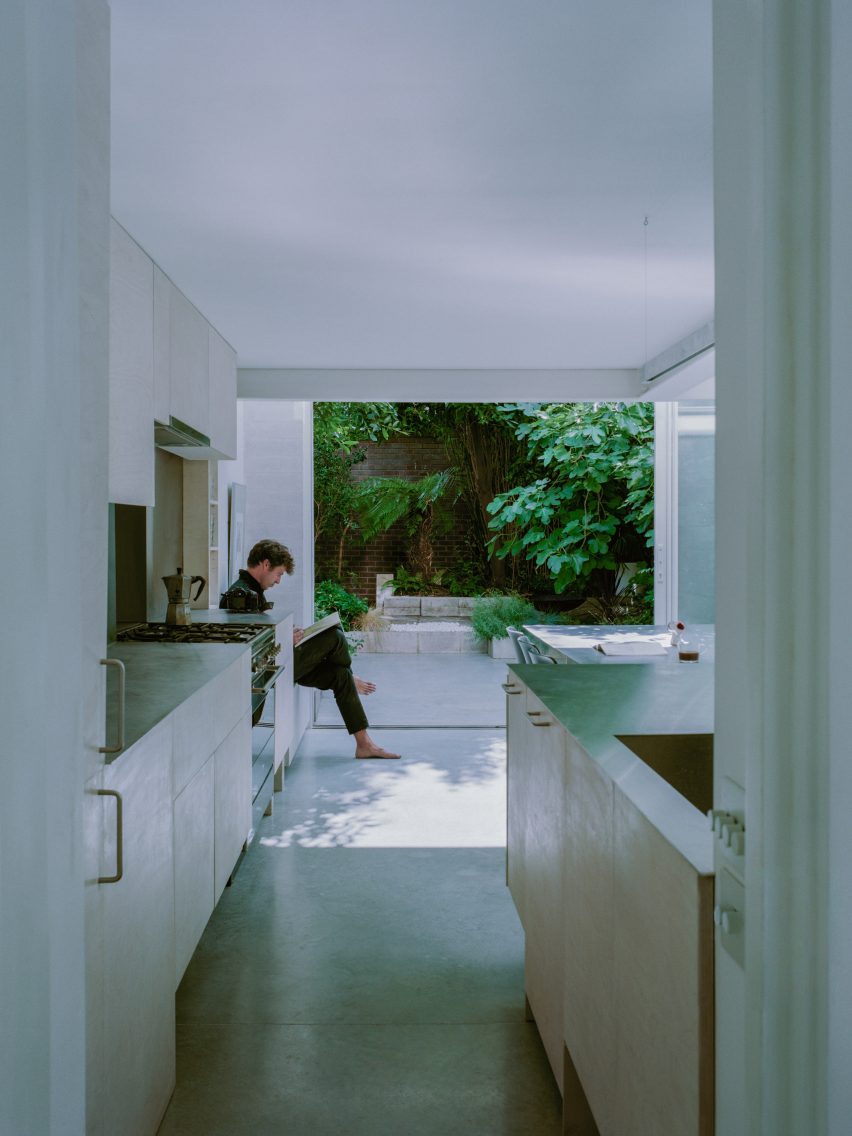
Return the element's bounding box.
[356,470,457,579]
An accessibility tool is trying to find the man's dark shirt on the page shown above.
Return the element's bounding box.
[220,569,272,611]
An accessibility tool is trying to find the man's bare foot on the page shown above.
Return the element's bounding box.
[354,676,376,695]
[353,729,400,759]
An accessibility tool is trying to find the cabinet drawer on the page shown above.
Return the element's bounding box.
[172,654,249,796]
[214,712,252,901]
[173,757,215,986]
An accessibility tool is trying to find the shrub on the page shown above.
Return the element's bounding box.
[387,566,451,596]
[487,402,654,593]
[314,579,368,632]
[470,593,563,642]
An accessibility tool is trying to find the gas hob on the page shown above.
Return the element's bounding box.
[116,622,268,645]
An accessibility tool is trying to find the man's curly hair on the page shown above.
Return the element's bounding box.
[246,539,294,574]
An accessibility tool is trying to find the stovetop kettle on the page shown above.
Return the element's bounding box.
[162,567,206,626]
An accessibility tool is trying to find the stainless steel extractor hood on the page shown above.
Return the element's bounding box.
[154,416,211,450]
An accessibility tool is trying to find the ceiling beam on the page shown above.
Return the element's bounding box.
[237,367,643,402]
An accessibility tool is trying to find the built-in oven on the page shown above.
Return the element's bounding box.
[248,628,284,828]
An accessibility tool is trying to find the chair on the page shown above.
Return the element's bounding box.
[527,641,557,664]
[506,626,531,664]
[514,633,535,664]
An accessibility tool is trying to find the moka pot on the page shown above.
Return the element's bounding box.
[162,567,206,626]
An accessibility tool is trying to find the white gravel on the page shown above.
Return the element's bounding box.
[384,621,472,632]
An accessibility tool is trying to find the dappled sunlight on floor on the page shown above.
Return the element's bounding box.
[260,736,506,849]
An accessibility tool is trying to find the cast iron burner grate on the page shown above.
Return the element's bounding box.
[117,622,266,644]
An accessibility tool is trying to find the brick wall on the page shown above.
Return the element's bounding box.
[315,437,474,603]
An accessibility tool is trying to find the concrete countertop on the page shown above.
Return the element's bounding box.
[190,606,294,628]
[509,661,714,874]
[105,641,249,760]
[523,622,715,664]
[105,607,297,760]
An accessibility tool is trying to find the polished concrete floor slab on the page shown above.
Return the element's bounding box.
[159,1021,561,1136]
[314,653,509,727]
[158,662,561,1135]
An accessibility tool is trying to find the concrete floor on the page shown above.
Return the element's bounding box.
[157,656,562,1135]
[314,653,508,728]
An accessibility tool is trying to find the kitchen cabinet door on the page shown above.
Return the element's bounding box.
[504,671,529,926]
[563,738,616,1134]
[611,787,714,1136]
[521,691,567,1092]
[213,711,252,901]
[108,219,154,505]
[97,718,175,1136]
[84,770,107,1136]
[152,265,171,424]
[169,284,209,437]
[208,326,237,458]
[173,756,215,986]
[172,654,248,798]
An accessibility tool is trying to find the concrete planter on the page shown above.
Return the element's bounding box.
[488,636,517,659]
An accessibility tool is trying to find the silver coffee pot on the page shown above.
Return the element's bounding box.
[162,567,206,626]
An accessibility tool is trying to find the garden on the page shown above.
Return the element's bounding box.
[313,401,656,648]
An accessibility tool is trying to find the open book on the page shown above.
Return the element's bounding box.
[594,639,667,656]
[298,610,341,645]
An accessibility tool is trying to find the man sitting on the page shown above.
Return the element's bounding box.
[222,539,400,760]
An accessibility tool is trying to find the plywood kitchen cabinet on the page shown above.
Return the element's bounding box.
[513,689,566,1092]
[152,265,171,424]
[213,711,253,901]
[173,757,215,985]
[87,649,252,1134]
[505,673,531,927]
[562,734,616,1134]
[610,787,714,1136]
[109,217,237,477]
[172,653,250,979]
[93,717,175,1136]
[169,285,210,438]
[109,220,155,506]
[506,667,714,1136]
[208,326,238,457]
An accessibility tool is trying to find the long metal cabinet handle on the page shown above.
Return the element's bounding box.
[99,658,126,754]
[97,789,123,883]
[501,683,522,694]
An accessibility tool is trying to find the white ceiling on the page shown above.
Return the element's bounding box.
[110,0,714,372]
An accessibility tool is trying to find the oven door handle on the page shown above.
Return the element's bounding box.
[251,664,286,695]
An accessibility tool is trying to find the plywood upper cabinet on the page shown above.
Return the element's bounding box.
[169,286,209,437]
[110,217,238,492]
[152,265,171,424]
[208,327,237,459]
[108,220,154,505]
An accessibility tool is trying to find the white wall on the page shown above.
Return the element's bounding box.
[235,399,315,747]
[0,1,109,1132]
